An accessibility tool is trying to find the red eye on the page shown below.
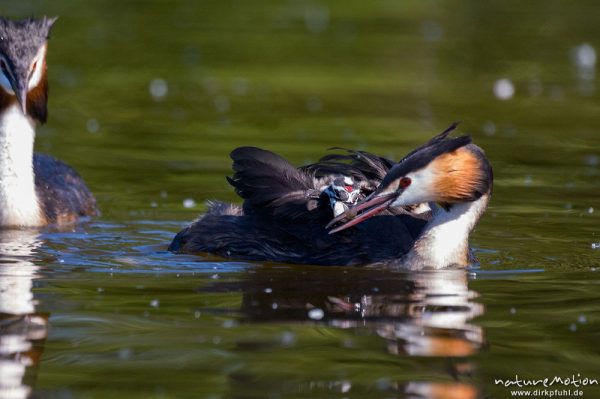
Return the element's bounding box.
[400,177,411,188]
[344,185,353,192]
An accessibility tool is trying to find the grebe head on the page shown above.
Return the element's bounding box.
[0,16,56,121]
[328,130,492,233]
[322,176,362,217]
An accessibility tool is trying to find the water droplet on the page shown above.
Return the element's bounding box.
[86,118,100,133]
[421,20,443,43]
[494,78,515,100]
[304,5,329,33]
[308,308,324,320]
[340,381,352,393]
[573,43,596,68]
[183,198,196,208]
[281,331,296,347]
[572,43,596,94]
[483,121,496,136]
[118,348,132,360]
[149,78,168,101]
[222,319,237,328]
[585,154,599,167]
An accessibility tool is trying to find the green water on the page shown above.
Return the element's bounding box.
[1,1,599,398]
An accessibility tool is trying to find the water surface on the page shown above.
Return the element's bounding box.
[1,1,599,398]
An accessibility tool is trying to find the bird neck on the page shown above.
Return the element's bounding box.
[0,102,43,226]
[404,193,490,269]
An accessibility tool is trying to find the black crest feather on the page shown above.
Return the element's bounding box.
[379,123,471,189]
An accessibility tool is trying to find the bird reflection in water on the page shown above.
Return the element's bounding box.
[203,266,484,399]
[0,230,47,399]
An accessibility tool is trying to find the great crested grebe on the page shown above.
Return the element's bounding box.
[0,16,97,227]
[169,124,492,268]
[327,129,493,268]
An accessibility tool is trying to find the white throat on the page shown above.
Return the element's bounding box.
[0,104,42,226]
[404,194,490,269]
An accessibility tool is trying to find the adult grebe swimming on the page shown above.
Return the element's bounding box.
[169,125,492,268]
[0,17,97,227]
[327,131,492,268]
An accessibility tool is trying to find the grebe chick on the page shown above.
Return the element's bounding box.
[321,176,362,217]
[169,125,489,268]
[0,17,97,227]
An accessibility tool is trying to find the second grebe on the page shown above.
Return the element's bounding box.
[0,17,97,227]
[170,124,492,268]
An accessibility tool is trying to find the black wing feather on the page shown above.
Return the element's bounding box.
[228,147,321,220]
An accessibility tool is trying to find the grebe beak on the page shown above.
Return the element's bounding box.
[16,84,27,114]
[9,72,28,115]
[327,191,398,234]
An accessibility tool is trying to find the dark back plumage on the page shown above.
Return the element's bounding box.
[34,154,97,224]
